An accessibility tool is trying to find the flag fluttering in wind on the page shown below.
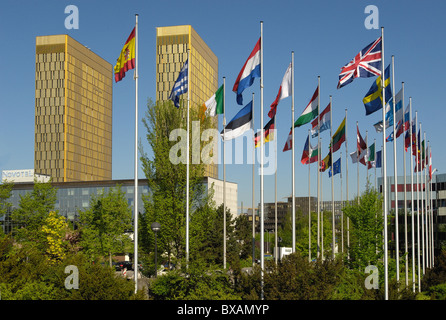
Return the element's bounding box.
[356,124,367,166]
[337,37,382,89]
[367,143,376,169]
[114,27,136,82]
[254,116,275,147]
[310,102,330,138]
[221,101,253,141]
[283,129,293,152]
[320,153,332,172]
[232,39,261,105]
[301,135,318,164]
[268,63,292,118]
[203,84,224,117]
[330,117,346,153]
[169,59,189,108]
[294,86,319,127]
[362,65,391,115]
[329,157,341,177]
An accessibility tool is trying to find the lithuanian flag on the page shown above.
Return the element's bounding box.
[330,117,346,153]
[114,27,136,82]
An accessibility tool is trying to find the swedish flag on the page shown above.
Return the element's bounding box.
[362,65,391,115]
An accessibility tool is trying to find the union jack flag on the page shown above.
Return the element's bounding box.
[337,37,382,89]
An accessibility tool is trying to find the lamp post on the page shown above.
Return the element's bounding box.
[151,222,161,278]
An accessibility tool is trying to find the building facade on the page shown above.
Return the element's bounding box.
[155,25,218,178]
[35,35,113,182]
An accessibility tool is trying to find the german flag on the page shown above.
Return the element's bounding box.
[254,116,275,148]
[114,27,136,82]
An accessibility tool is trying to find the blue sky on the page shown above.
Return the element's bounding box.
[1,0,445,213]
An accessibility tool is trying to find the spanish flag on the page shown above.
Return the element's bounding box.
[114,27,136,82]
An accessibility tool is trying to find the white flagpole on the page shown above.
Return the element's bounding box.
[252,92,256,267]
[391,55,400,283]
[330,96,335,259]
[259,20,265,300]
[356,121,360,204]
[416,113,421,291]
[424,135,429,269]
[321,136,324,260]
[381,27,389,300]
[291,52,296,254]
[317,76,321,258]
[374,138,377,190]
[308,129,312,261]
[186,48,191,265]
[340,150,344,254]
[410,98,415,292]
[223,77,226,270]
[345,109,350,257]
[133,14,139,293]
[402,82,408,287]
[274,102,278,265]
[420,124,425,275]
[422,131,427,272]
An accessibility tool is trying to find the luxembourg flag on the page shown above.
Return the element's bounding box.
[232,38,261,105]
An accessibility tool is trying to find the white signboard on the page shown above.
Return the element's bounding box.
[2,169,50,183]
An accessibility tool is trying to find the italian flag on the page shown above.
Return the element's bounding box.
[294,86,319,127]
[203,84,224,117]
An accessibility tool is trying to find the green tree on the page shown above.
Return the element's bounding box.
[11,179,57,244]
[140,98,215,264]
[78,185,133,264]
[342,183,384,271]
[0,181,13,218]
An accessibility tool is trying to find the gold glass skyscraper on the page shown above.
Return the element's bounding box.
[156,25,218,178]
[35,35,113,182]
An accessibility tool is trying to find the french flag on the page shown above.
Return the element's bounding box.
[232,38,261,105]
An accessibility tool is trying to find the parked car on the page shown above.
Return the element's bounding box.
[114,261,133,271]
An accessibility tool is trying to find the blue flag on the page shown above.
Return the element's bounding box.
[328,157,341,177]
[376,150,382,168]
[169,59,188,108]
[362,65,391,115]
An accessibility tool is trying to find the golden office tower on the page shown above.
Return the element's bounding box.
[35,35,113,182]
[156,25,218,178]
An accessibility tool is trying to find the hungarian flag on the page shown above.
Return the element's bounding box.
[203,84,224,117]
[254,116,275,148]
[294,86,319,127]
[330,117,346,153]
[114,27,136,82]
[268,63,292,118]
[301,135,318,164]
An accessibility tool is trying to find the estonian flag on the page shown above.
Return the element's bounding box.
[221,101,253,141]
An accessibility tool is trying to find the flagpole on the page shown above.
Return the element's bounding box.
[223,77,227,270]
[424,134,429,270]
[402,82,408,287]
[345,108,350,258]
[317,76,321,258]
[340,150,344,254]
[259,20,265,300]
[330,96,335,259]
[416,113,421,291]
[374,138,377,190]
[308,129,311,261]
[133,14,139,293]
[321,136,324,261]
[410,98,415,292]
[252,92,256,267]
[274,102,278,265]
[291,51,296,254]
[186,47,191,265]
[391,55,400,283]
[380,27,389,300]
[356,121,359,204]
[421,130,426,274]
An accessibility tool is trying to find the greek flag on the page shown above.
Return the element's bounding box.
[169,59,188,108]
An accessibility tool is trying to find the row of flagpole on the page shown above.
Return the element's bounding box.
[113,16,436,297]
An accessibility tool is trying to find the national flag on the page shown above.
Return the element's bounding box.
[233,38,261,105]
[329,157,341,177]
[283,129,293,152]
[310,102,331,138]
[169,59,189,108]
[268,63,292,118]
[114,27,136,82]
[330,117,346,153]
[203,84,224,117]
[294,86,319,127]
[320,153,331,172]
[337,37,382,89]
[429,150,432,181]
[386,131,394,142]
[357,124,367,166]
[376,150,382,168]
[403,104,410,132]
[405,117,416,152]
[221,101,253,141]
[301,135,318,164]
[362,65,391,115]
[254,116,275,148]
[373,92,403,132]
[367,143,376,169]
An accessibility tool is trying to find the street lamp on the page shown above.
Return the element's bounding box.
[151,222,161,278]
